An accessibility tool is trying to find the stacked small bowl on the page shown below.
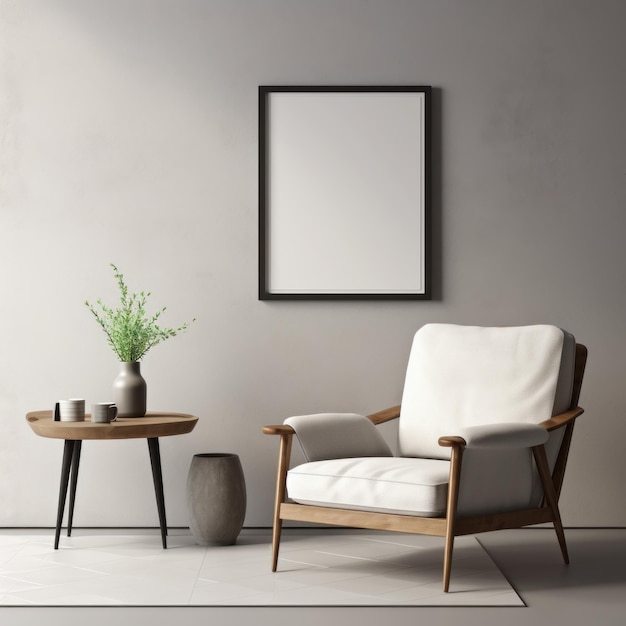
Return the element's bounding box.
[59,399,86,422]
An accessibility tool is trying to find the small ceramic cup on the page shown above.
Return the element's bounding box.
[59,398,85,422]
[91,402,118,424]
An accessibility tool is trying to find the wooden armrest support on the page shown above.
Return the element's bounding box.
[438,435,467,448]
[367,405,401,425]
[262,424,296,436]
[539,407,584,432]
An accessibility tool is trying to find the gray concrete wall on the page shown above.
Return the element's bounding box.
[1,0,624,527]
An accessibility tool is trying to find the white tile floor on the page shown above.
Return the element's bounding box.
[0,528,521,606]
[1,528,623,626]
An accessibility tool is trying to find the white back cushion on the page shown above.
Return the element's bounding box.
[398,324,567,459]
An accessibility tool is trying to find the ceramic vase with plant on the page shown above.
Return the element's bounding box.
[85,264,194,417]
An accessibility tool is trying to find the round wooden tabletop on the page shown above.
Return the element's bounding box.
[26,411,199,440]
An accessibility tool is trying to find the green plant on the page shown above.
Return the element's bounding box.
[85,263,194,362]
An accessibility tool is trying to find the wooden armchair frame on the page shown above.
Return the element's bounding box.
[263,343,587,592]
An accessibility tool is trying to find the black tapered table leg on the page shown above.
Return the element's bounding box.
[67,440,82,537]
[147,437,168,548]
[55,440,76,549]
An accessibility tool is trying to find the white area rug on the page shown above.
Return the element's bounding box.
[0,528,523,606]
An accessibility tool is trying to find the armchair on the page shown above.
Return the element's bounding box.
[263,324,587,592]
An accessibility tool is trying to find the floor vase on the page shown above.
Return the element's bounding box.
[186,453,246,545]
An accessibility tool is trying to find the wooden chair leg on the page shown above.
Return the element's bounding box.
[443,534,454,592]
[271,520,283,572]
[533,444,569,564]
[271,433,293,572]
[443,442,465,592]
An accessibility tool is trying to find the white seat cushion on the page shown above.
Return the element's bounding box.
[287,457,450,517]
[287,452,540,518]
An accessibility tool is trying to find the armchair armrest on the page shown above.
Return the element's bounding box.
[437,407,585,449]
[439,423,549,450]
[539,407,584,432]
[263,425,296,436]
[263,405,401,434]
[367,405,401,425]
[280,413,393,462]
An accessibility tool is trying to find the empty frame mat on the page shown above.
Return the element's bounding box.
[259,86,431,300]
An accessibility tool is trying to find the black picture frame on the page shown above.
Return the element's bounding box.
[259,85,431,300]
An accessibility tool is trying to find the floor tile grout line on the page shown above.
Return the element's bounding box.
[474,536,526,607]
[186,542,211,605]
[316,551,379,562]
[352,535,433,549]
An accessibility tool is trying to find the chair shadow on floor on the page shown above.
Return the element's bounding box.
[479,529,626,593]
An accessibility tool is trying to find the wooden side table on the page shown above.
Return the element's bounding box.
[26,411,198,549]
